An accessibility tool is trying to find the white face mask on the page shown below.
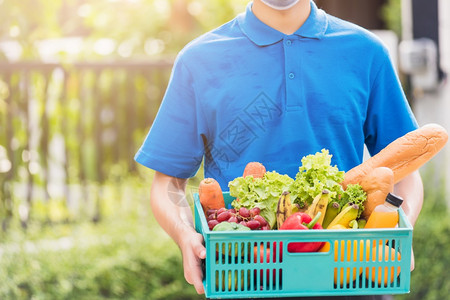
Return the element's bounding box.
[260,0,300,10]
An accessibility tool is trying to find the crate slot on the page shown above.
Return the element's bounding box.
[252,268,283,292]
[252,241,283,264]
[214,270,249,292]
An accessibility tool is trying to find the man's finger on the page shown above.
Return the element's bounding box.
[184,257,205,294]
[192,233,206,259]
[196,245,206,259]
[193,279,205,294]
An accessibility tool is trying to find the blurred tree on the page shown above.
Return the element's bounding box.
[0,0,64,59]
[381,0,402,38]
[0,0,249,61]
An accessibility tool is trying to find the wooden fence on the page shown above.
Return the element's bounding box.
[0,60,173,229]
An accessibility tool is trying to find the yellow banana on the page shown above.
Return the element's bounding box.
[349,219,359,229]
[340,201,354,212]
[306,189,330,225]
[322,201,340,229]
[276,191,292,229]
[306,193,319,216]
[327,204,359,229]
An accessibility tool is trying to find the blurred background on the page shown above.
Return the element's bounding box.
[0,0,448,299]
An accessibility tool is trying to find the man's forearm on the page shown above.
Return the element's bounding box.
[150,171,195,247]
[394,170,424,226]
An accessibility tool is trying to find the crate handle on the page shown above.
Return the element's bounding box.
[286,241,328,253]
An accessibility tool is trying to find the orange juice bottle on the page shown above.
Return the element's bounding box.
[365,193,404,229]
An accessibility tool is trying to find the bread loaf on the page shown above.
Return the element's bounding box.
[343,123,448,188]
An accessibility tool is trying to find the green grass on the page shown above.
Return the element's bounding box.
[0,209,203,300]
[0,169,204,300]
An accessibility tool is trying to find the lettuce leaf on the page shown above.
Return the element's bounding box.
[228,171,294,229]
[290,149,345,207]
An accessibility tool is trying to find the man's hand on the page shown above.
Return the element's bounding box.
[394,170,423,272]
[150,171,207,294]
[179,227,206,294]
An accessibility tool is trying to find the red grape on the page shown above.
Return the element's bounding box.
[206,209,217,215]
[217,207,227,214]
[250,207,261,216]
[239,207,250,218]
[208,220,219,230]
[228,216,238,223]
[254,215,268,226]
[246,220,261,230]
[217,211,232,222]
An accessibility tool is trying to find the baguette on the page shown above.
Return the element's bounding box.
[343,123,448,188]
[359,167,394,219]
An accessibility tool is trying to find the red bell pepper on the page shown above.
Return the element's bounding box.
[280,212,324,252]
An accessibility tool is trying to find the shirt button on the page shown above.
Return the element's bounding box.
[286,40,292,46]
[288,72,295,79]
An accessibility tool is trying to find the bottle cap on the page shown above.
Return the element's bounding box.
[386,193,403,207]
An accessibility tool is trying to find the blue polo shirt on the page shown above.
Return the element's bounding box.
[135,0,418,190]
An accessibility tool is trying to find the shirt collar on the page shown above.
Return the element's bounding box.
[237,0,328,46]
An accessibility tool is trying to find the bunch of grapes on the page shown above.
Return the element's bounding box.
[206,207,269,231]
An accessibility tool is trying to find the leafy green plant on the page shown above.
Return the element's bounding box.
[395,165,450,300]
[0,170,206,299]
[0,212,203,300]
[381,0,402,38]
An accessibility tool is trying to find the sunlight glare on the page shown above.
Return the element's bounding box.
[77,4,92,18]
[94,38,117,56]
[144,39,165,56]
[9,25,20,38]
[188,1,203,16]
[154,0,170,15]
[118,40,134,57]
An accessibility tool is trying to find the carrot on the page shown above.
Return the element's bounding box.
[199,178,225,213]
[243,162,266,179]
[358,167,394,219]
[343,123,448,187]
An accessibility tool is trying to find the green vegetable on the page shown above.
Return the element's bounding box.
[212,222,251,232]
[212,222,250,257]
[290,149,345,207]
[340,184,366,218]
[229,171,294,229]
[357,218,367,229]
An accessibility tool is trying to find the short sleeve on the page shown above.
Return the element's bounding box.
[364,46,418,156]
[134,55,207,178]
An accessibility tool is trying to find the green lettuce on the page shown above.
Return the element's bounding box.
[290,149,345,207]
[228,171,294,229]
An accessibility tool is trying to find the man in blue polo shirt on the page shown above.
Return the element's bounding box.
[135,0,423,298]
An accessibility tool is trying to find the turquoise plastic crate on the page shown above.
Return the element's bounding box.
[194,192,413,299]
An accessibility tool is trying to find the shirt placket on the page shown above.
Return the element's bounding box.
[284,36,303,111]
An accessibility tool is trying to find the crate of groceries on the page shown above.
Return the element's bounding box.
[193,125,448,298]
[195,194,413,299]
[195,153,413,298]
